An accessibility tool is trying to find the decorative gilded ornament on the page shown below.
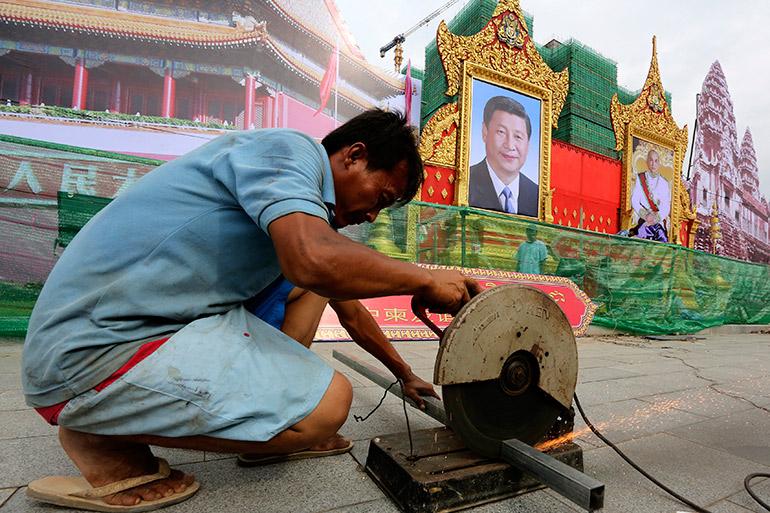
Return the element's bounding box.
[497,14,525,48]
[610,36,696,246]
[448,173,455,184]
[441,188,448,199]
[436,0,568,128]
[435,170,442,181]
[428,186,435,197]
[419,103,459,168]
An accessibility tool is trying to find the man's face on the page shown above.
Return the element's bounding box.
[646,150,660,175]
[482,110,530,182]
[332,154,409,229]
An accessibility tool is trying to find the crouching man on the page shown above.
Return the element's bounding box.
[22,109,481,511]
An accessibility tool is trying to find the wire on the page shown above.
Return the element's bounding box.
[745,473,770,511]
[353,380,398,422]
[574,393,770,512]
[573,393,713,513]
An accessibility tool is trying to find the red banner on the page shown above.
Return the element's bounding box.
[315,264,597,341]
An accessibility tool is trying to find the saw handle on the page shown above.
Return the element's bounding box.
[410,296,445,339]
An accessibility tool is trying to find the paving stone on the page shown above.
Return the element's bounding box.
[586,433,769,508]
[0,434,204,489]
[0,351,22,374]
[724,475,770,513]
[0,374,21,391]
[0,389,26,412]
[166,455,383,513]
[572,356,621,370]
[575,371,711,407]
[695,366,770,384]
[667,409,770,467]
[0,409,57,440]
[325,497,402,512]
[713,379,770,405]
[0,435,77,489]
[578,366,640,383]
[340,403,443,442]
[0,488,17,509]
[571,397,706,444]
[638,387,756,418]
[3,335,770,513]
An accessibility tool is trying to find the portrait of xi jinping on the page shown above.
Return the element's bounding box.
[468,92,540,217]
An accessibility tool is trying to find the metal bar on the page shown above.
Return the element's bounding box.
[332,350,447,425]
[502,438,605,512]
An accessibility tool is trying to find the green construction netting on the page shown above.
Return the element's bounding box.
[2,136,769,337]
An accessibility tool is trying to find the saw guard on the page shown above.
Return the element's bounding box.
[434,284,577,410]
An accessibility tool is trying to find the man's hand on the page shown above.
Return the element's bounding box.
[419,270,483,314]
[400,372,440,410]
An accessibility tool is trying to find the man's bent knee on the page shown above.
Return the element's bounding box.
[294,371,352,444]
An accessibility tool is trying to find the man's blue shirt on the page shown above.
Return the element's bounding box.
[23,129,335,407]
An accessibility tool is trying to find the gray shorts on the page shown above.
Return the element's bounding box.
[57,306,335,442]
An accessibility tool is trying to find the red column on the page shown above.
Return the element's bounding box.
[20,72,33,105]
[162,68,175,118]
[72,57,88,110]
[110,80,122,112]
[244,75,255,130]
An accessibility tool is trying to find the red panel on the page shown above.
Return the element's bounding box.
[548,140,622,234]
[421,165,454,205]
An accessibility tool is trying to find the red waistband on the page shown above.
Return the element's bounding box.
[34,337,170,425]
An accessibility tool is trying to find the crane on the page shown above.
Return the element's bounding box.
[379,0,462,72]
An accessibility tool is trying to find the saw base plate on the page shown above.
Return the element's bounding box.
[365,427,584,513]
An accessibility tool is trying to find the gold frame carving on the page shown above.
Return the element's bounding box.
[418,103,459,169]
[611,37,695,245]
[435,1,568,129]
[456,62,553,222]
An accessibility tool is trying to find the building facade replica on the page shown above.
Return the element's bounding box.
[0,0,405,137]
[688,61,770,263]
[418,0,697,246]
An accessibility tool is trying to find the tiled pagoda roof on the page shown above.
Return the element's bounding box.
[264,34,379,110]
[265,0,404,91]
[0,0,267,48]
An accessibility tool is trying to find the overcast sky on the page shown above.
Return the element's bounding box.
[334,0,770,199]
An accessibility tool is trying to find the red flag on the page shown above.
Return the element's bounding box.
[404,60,413,123]
[314,42,338,117]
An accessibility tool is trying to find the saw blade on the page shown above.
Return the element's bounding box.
[434,284,578,458]
[443,376,562,458]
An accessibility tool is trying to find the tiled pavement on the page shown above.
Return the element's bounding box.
[1,330,769,512]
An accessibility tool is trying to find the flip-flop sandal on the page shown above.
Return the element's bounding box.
[27,458,200,512]
[237,439,354,467]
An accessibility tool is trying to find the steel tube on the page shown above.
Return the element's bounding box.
[502,438,604,511]
[332,350,447,425]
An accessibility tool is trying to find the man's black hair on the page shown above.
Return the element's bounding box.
[483,96,532,140]
[322,109,423,206]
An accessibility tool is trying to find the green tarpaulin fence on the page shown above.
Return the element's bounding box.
[1,136,768,337]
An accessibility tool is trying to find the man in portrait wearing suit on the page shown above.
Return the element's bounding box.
[469,95,538,216]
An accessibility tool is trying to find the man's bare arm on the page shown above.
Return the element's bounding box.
[330,299,439,409]
[268,212,480,312]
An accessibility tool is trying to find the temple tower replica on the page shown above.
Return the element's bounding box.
[689,61,770,262]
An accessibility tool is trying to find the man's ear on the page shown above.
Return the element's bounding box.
[481,123,488,143]
[345,142,367,166]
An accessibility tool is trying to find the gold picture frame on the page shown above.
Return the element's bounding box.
[456,61,553,221]
[620,127,683,241]
[611,38,692,244]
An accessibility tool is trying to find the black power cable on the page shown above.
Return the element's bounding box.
[574,393,770,512]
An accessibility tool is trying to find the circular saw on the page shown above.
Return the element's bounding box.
[432,284,578,458]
